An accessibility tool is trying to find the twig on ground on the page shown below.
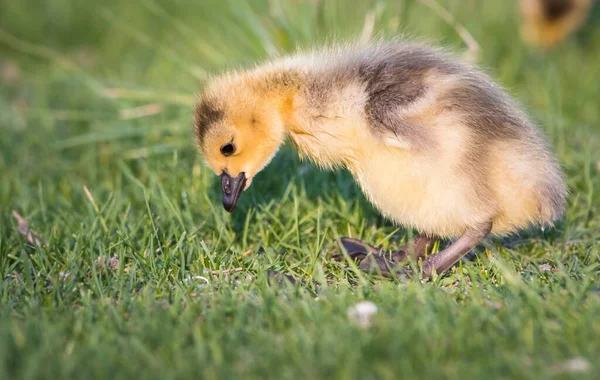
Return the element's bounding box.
[207,267,244,275]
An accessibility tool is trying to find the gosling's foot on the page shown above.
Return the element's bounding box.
[357,252,414,278]
[355,222,493,280]
[333,234,435,277]
[332,237,383,262]
[334,234,433,263]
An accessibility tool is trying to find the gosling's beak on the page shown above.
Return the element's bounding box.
[221,171,247,213]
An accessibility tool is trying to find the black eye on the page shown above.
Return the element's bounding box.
[220,142,235,156]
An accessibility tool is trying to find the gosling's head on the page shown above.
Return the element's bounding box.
[193,74,290,212]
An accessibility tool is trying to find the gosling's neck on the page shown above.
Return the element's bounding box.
[245,66,366,171]
[279,77,366,172]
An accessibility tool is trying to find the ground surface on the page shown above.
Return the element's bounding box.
[1,1,599,379]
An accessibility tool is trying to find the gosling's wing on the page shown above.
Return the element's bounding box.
[355,43,459,150]
[354,42,533,151]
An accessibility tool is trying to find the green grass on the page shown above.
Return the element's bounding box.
[1,0,600,378]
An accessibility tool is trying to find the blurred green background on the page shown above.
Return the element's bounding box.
[1,1,599,379]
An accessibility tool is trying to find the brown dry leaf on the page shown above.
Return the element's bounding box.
[108,256,120,270]
[96,255,120,273]
[73,48,96,68]
[1,60,22,83]
[59,272,71,283]
[11,97,29,114]
[12,211,47,248]
[539,263,553,271]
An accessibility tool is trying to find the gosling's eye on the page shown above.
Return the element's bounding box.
[220,142,236,156]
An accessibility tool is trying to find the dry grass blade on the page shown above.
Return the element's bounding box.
[83,185,109,233]
[12,211,47,248]
[99,7,208,80]
[0,29,74,70]
[101,88,194,106]
[359,11,376,43]
[418,0,481,61]
[119,104,164,120]
[0,28,106,93]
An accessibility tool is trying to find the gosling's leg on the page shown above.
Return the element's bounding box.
[359,221,493,279]
[418,221,492,278]
[334,234,434,263]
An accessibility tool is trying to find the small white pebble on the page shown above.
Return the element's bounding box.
[347,301,378,328]
[185,275,209,284]
[550,357,590,375]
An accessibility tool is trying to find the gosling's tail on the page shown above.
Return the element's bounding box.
[537,157,568,226]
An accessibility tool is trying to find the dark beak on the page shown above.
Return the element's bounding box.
[221,171,247,213]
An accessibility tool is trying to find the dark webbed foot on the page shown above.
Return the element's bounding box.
[332,237,382,262]
[334,224,492,280]
[333,234,434,277]
[357,252,414,278]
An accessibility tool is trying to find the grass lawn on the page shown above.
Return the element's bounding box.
[1,0,599,378]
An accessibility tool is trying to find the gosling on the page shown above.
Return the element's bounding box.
[193,40,567,279]
[520,0,595,48]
